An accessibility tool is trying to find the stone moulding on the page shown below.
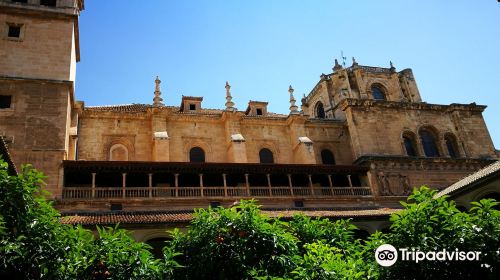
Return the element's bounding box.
[340,98,486,113]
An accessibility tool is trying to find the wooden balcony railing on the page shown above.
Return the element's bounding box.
[61,185,372,200]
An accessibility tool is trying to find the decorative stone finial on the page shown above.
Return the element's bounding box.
[153,76,164,107]
[301,94,307,112]
[390,61,396,73]
[333,58,343,71]
[289,85,299,115]
[225,81,235,111]
[352,57,358,67]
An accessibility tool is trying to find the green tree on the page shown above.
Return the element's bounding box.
[168,200,299,279]
[0,161,67,279]
[384,186,500,280]
[0,159,180,279]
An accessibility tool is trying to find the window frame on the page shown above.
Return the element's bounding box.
[402,132,418,157]
[444,133,460,158]
[40,0,57,7]
[259,148,274,164]
[419,128,440,157]
[109,143,129,161]
[315,102,326,119]
[0,95,12,109]
[320,149,336,164]
[189,147,206,163]
[371,85,386,101]
[5,23,25,42]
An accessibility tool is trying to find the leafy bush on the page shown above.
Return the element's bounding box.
[1,158,499,280]
[288,215,358,254]
[384,186,500,280]
[0,160,179,279]
[168,200,299,279]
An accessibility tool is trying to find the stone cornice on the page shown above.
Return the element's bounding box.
[0,75,75,107]
[354,155,495,171]
[340,98,486,113]
[0,1,82,17]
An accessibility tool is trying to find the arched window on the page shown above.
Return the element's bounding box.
[189,147,205,163]
[321,149,336,164]
[444,134,460,158]
[419,129,440,157]
[315,102,325,119]
[259,148,274,164]
[371,85,386,101]
[109,144,128,161]
[402,134,417,157]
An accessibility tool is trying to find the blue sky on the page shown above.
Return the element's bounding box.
[76,0,500,148]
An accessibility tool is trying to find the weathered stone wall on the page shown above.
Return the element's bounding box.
[342,99,496,160]
[77,112,152,161]
[0,11,77,81]
[302,65,423,120]
[76,108,354,165]
[362,157,493,196]
[0,79,72,196]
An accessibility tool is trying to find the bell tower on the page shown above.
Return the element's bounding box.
[0,0,84,197]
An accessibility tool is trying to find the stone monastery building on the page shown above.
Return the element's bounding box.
[0,0,498,240]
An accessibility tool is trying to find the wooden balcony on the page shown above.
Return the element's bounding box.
[62,185,372,200]
[61,160,372,201]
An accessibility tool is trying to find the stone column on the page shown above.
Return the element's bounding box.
[347,175,354,195]
[287,174,294,196]
[266,174,272,197]
[153,137,170,161]
[244,174,250,196]
[91,172,96,198]
[308,174,314,196]
[148,173,153,198]
[199,174,204,197]
[222,173,228,197]
[122,173,127,198]
[327,174,334,195]
[174,173,179,197]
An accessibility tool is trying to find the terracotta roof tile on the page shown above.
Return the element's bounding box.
[85,104,151,113]
[60,208,399,226]
[83,103,289,117]
[261,208,399,219]
[61,211,193,225]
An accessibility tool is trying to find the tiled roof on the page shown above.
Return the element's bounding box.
[83,103,287,117]
[60,208,398,226]
[262,208,399,219]
[61,211,193,225]
[435,160,500,198]
[85,104,151,113]
[0,136,17,175]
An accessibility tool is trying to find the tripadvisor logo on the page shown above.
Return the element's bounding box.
[375,244,398,267]
[375,244,481,267]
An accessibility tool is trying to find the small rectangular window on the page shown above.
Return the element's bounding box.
[294,201,304,208]
[0,95,12,109]
[40,0,57,7]
[189,104,196,111]
[8,25,21,38]
[12,0,28,3]
[256,108,263,115]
